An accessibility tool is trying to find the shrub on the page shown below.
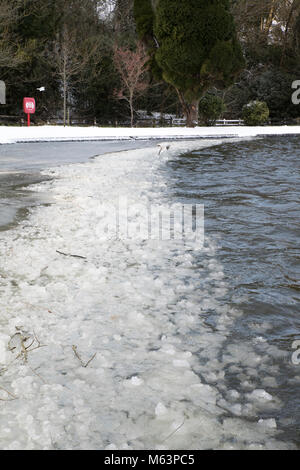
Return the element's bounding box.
[242,100,270,126]
[199,94,226,126]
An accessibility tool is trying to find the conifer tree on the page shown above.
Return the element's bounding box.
[134,0,245,126]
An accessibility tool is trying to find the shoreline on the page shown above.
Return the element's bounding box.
[0,139,177,232]
[0,137,295,449]
[1,124,300,145]
[0,137,245,233]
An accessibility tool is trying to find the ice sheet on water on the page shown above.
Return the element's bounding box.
[0,140,294,449]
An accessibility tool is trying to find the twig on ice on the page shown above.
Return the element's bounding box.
[8,330,46,364]
[56,250,87,260]
[29,366,46,384]
[161,418,185,444]
[0,385,17,401]
[72,345,97,368]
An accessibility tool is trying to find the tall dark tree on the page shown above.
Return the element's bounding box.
[134,0,245,126]
[0,0,60,118]
[0,0,24,68]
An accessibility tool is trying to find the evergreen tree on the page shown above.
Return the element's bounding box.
[134,0,155,44]
[134,0,245,126]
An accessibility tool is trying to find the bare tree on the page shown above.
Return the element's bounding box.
[112,0,135,37]
[52,21,101,126]
[53,26,81,126]
[232,0,300,45]
[113,41,149,127]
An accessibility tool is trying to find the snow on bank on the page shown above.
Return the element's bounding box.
[0,138,293,449]
[1,124,300,144]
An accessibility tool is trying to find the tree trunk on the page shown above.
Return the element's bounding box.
[185,100,199,128]
[264,0,276,35]
[63,61,67,127]
[130,92,134,127]
[280,0,298,66]
[63,85,66,127]
[176,89,199,128]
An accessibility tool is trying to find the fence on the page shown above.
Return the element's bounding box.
[0,116,246,127]
[215,119,244,126]
[0,115,22,125]
[2,115,295,127]
[135,117,245,127]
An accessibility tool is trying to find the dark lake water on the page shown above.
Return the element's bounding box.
[164,135,300,447]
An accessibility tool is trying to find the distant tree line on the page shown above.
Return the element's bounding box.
[228,0,300,122]
[0,0,300,126]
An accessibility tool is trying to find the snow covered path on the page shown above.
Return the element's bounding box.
[0,139,293,449]
[1,124,300,145]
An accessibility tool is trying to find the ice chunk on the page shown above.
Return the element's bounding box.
[130,376,143,387]
[155,403,167,417]
[247,389,273,402]
[258,418,277,429]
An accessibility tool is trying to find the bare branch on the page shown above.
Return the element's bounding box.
[0,385,17,402]
[72,345,97,368]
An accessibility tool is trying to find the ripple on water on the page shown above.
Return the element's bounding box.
[165,136,300,448]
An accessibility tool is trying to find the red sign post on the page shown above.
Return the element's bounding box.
[23,97,36,127]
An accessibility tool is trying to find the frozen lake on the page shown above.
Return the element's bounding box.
[0,140,158,231]
[0,136,299,449]
[0,140,162,171]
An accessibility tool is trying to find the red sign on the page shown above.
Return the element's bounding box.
[23,97,36,114]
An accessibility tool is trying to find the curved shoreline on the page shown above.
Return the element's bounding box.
[1,124,300,145]
[0,137,245,233]
[0,136,296,449]
[0,139,172,232]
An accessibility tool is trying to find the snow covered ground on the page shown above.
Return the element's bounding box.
[0,134,296,449]
[1,124,300,144]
